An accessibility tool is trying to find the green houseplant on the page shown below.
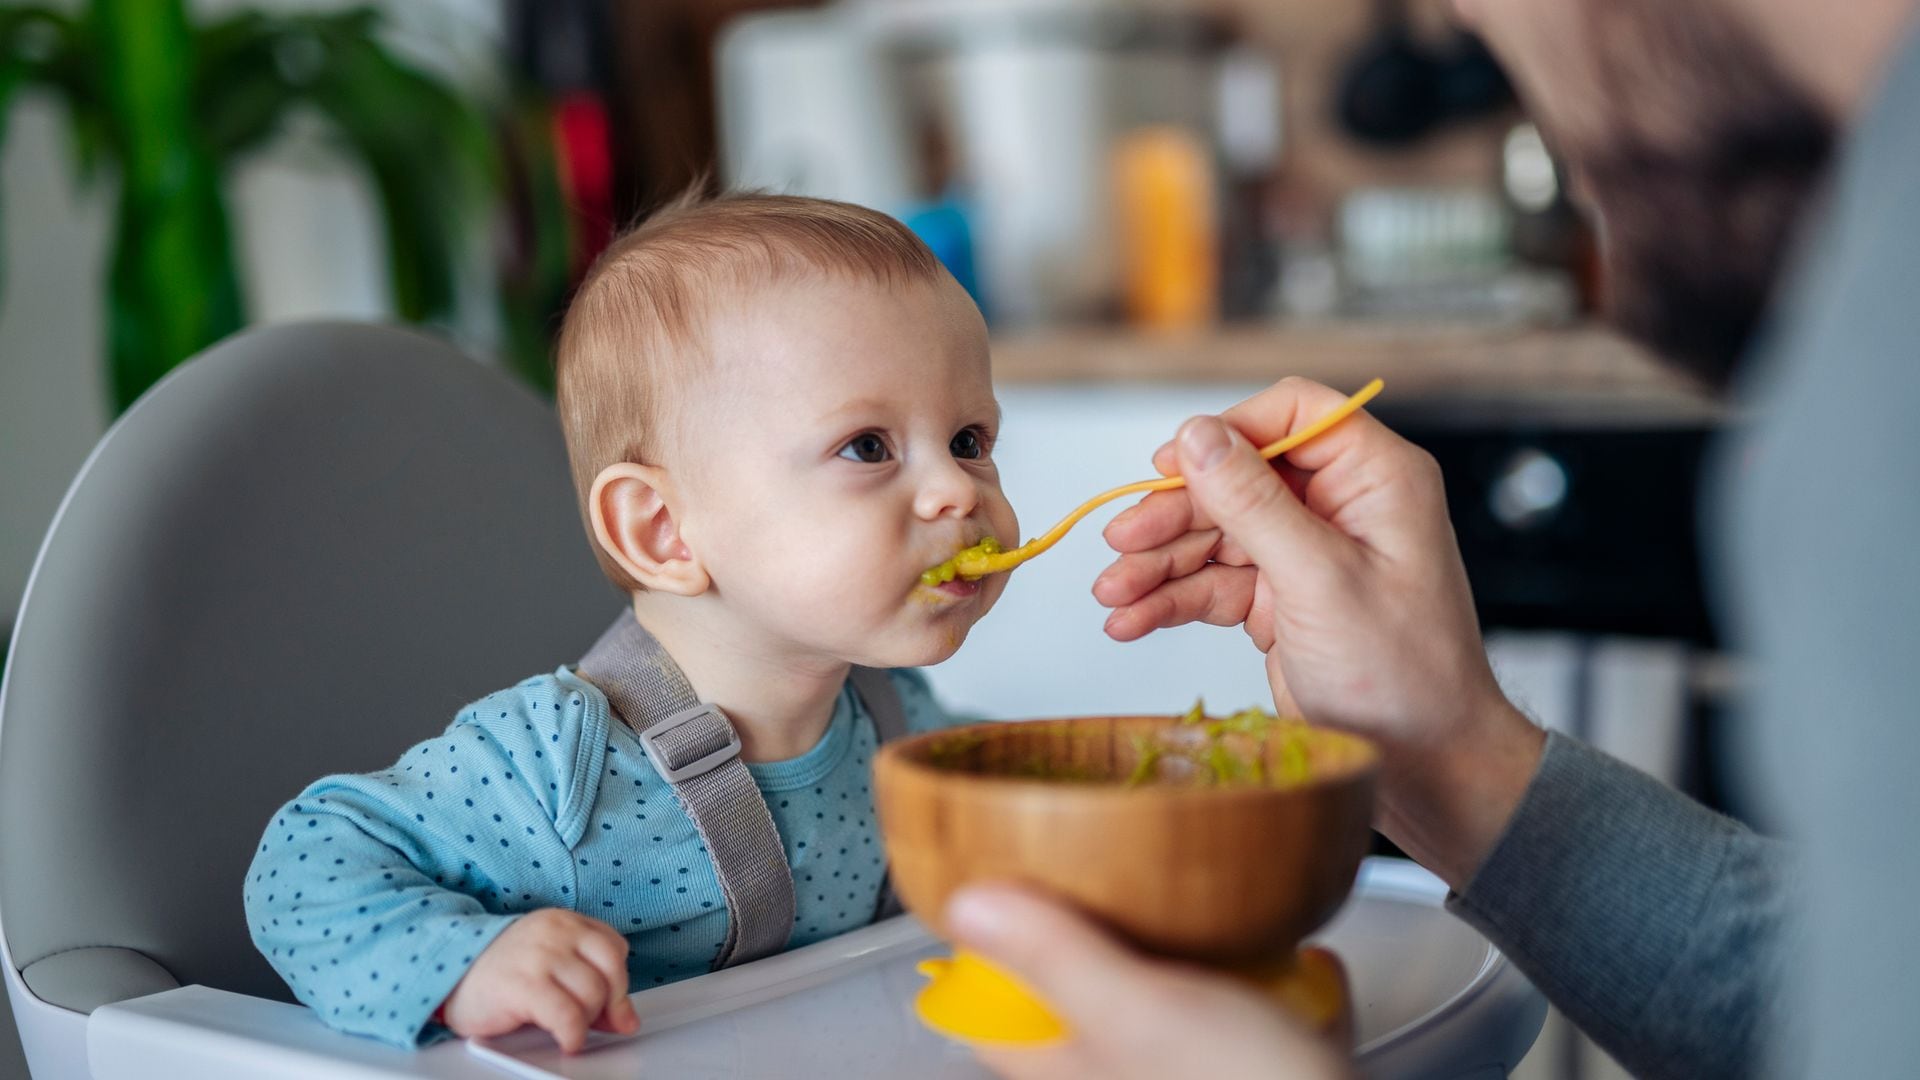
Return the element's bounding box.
[0,0,567,411]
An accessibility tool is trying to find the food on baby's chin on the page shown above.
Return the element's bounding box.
[920,536,1005,586]
[927,699,1324,790]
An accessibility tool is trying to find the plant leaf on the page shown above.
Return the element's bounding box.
[193,12,300,159]
[92,0,245,412]
[495,94,573,396]
[291,14,498,326]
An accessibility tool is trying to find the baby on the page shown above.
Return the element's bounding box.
[245,192,1018,1049]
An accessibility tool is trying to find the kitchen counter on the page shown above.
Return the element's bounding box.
[990,321,1727,429]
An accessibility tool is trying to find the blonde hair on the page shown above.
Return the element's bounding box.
[555,189,944,590]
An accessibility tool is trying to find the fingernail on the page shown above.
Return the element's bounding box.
[1178,417,1232,472]
[946,887,1012,949]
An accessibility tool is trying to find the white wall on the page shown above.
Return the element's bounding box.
[0,98,109,630]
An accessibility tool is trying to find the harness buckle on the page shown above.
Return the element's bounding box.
[640,703,743,783]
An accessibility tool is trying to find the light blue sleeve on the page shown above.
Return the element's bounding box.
[888,667,977,732]
[244,673,610,1047]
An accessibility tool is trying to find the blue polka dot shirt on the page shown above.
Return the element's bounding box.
[244,665,958,1047]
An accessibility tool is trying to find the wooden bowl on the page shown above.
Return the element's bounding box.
[874,716,1378,966]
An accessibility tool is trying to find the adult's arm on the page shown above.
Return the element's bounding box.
[1451,731,1794,1080]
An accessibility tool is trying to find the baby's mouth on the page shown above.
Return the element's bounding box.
[920,536,1004,587]
[923,576,981,601]
[914,536,998,603]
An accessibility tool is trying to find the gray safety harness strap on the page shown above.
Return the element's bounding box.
[576,612,908,969]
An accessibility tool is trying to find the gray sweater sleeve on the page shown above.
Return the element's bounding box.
[1446,731,1794,1080]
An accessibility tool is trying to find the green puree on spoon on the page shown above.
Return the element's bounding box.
[918,378,1386,587]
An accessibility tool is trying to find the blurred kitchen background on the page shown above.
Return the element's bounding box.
[0,1,1737,1077]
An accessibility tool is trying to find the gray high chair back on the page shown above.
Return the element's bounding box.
[0,322,618,1073]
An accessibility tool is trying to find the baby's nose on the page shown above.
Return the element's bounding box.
[914,461,981,520]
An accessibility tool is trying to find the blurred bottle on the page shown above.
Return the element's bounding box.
[1500,121,1601,311]
[1114,126,1219,331]
[903,199,985,313]
[939,9,1120,327]
[507,0,617,281]
[1214,42,1283,321]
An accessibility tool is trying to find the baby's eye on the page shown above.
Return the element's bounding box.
[839,433,891,464]
[950,428,985,460]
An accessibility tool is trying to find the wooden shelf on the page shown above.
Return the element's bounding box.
[990,321,1726,427]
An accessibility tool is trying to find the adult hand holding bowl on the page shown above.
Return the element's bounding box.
[872,710,1378,1048]
[943,884,1355,1080]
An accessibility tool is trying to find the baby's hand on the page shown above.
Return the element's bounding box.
[439,909,640,1052]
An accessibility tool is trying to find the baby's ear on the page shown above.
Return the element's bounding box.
[589,463,711,596]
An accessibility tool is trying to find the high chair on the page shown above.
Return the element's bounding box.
[0,323,621,1076]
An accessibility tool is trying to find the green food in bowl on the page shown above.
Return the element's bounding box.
[925,699,1328,790]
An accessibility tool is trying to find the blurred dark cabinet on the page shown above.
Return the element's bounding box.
[1389,417,1719,646]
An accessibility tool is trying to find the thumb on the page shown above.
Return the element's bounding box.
[946,884,1162,1018]
[602,991,639,1034]
[1174,416,1340,575]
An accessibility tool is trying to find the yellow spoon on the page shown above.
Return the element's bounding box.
[921,378,1386,586]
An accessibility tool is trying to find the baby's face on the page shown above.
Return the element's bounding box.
[671,273,1017,668]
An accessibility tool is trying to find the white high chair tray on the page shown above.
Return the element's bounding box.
[85,859,1542,1080]
[466,858,1541,1080]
